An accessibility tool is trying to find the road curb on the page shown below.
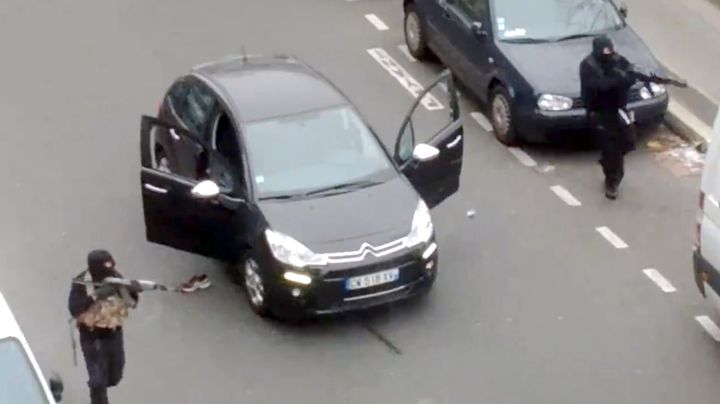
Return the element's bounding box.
[665,99,714,152]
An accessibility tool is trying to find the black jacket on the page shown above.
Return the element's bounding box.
[580,54,635,112]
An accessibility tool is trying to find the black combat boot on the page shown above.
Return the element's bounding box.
[90,387,109,404]
[605,179,619,200]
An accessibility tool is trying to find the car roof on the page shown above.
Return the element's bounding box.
[191,55,349,123]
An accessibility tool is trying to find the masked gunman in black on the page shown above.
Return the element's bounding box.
[68,250,142,404]
[579,35,682,199]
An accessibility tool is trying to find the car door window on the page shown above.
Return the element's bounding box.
[208,112,241,191]
[394,71,460,166]
[457,0,489,21]
[167,80,188,115]
[142,117,236,193]
[181,83,216,134]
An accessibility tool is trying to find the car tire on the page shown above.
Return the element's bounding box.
[238,256,270,317]
[490,86,519,146]
[404,4,431,61]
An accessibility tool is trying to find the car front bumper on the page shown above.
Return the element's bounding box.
[267,242,439,317]
[515,94,669,142]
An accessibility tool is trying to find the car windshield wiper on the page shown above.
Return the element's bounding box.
[302,179,382,197]
[552,33,595,42]
[501,37,551,44]
[259,194,304,201]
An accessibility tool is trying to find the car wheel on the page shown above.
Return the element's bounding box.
[239,257,269,317]
[490,86,519,145]
[404,4,431,60]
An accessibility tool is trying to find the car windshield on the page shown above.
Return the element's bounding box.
[0,337,51,404]
[244,105,396,199]
[492,0,623,42]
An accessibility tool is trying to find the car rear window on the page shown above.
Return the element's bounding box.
[0,337,51,404]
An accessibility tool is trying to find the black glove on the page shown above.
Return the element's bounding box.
[128,280,143,294]
[95,284,117,300]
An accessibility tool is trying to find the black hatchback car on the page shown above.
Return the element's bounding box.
[140,55,464,319]
[404,0,669,144]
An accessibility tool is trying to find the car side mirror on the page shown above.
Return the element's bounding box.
[619,3,628,17]
[471,22,488,38]
[49,373,63,402]
[413,143,440,162]
[191,180,220,199]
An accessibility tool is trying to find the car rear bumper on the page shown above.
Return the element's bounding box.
[515,94,669,142]
[268,243,438,317]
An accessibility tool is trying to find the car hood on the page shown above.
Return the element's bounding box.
[498,27,663,96]
[258,176,419,253]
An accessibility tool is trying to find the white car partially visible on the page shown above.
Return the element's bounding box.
[0,291,63,403]
[694,111,720,316]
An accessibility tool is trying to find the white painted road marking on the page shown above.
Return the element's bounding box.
[642,269,677,293]
[596,226,628,249]
[550,185,582,207]
[366,48,444,111]
[695,315,720,342]
[507,147,537,167]
[398,44,417,62]
[365,14,389,31]
[470,112,493,132]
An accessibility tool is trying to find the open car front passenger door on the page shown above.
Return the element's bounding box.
[394,70,464,208]
[140,115,244,261]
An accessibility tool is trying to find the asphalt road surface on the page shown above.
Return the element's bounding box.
[1,1,719,403]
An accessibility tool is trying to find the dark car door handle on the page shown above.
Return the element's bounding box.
[144,183,168,194]
[447,135,462,149]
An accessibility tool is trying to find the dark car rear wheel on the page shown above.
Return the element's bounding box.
[490,86,519,145]
[404,4,431,60]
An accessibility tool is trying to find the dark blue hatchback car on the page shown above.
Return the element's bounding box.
[403,0,669,144]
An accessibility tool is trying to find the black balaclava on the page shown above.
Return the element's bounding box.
[592,35,615,67]
[87,249,115,281]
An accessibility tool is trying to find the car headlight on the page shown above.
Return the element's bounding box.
[650,82,666,96]
[265,229,327,268]
[537,94,573,111]
[405,200,434,247]
[639,86,652,100]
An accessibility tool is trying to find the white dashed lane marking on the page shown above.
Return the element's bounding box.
[642,269,677,293]
[695,315,720,342]
[507,147,537,167]
[550,185,582,207]
[366,48,444,111]
[398,44,417,62]
[470,112,493,132]
[365,14,389,31]
[596,226,628,249]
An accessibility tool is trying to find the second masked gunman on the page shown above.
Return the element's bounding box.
[579,35,686,200]
[68,250,142,404]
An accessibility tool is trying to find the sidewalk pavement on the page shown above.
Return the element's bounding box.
[625,0,720,145]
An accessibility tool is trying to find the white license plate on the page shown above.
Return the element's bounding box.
[345,268,399,291]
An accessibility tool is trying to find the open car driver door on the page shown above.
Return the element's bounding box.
[140,115,244,261]
[394,70,464,208]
